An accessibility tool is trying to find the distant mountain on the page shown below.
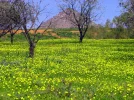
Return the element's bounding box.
[40,9,77,29]
[40,9,98,29]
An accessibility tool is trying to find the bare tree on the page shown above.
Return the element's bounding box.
[59,0,99,42]
[10,0,49,58]
[0,0,49,57]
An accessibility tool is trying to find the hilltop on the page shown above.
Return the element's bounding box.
[40,9,77,29]
[40,9,97,29]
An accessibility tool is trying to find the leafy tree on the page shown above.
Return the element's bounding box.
[0,1,16,37]
[119,0,134,37]
[112,15,125,39]
[0,0,21,44]
[105,19,113,28]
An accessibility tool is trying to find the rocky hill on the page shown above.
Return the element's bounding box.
[40,9,77,29]
[40,9,98,29]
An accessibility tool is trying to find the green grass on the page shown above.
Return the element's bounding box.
[53,28,79,38]
[56,31,78,38]
[53,28,78,32]
[0,34,57,43]
[0,39,134,100]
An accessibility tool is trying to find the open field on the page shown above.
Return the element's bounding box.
[1,29,79,39]
[8,29,53,34]
[0,39,134,99]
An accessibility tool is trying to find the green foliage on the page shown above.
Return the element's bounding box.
[0,33,57,42]
[53,28,79,38]
[56,31,78,38]
[86,26,132,39]
[0,39,134,99]
[53,28,78,32]
[105,19,113,28]
[86,26,113,39]
[0,27,133,42]
[0,33,26,42]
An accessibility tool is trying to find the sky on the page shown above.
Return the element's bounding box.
[37,0,122,25]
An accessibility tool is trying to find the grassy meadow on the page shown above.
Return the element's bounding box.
[0,36,134,99]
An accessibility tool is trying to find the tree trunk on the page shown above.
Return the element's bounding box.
[10,33,15,44]
[78,27,84,43]
[79,33,83,43]
[29,42,35,58]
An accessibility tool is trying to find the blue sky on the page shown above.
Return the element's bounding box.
[99,0,121,25]
[38,0,122,25]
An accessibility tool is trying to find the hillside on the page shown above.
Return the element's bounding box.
[40,9,77,29]
[40,9,98,29]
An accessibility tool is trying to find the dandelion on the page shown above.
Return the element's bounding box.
[7,93,11,97]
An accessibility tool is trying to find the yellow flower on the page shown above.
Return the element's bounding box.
[7,93,11,97]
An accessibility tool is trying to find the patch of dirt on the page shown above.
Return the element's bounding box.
[71,31,79,34]
[49,32,61,38]
[3,29,77,39]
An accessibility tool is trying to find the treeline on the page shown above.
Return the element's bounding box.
[86,26,133,39]
[87,0,134,39]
